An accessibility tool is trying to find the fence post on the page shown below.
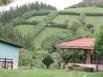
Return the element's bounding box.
[11,59,13,69]
[4,58,7,69]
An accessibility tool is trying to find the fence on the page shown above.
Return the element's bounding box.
[0,58,13,69]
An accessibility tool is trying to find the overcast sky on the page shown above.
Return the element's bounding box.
[0,0,82,12]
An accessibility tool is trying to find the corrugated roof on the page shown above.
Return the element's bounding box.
[56,38,95,49]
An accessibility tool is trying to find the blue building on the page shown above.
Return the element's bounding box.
[0,40,21,69]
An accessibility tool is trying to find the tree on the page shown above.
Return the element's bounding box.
[41,35,68,53]
[19,49,33,66]
[94,26,103,56]
[42,55,54,68]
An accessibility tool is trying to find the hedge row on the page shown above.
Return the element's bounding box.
[58,11,103,16]
[48,22,67,29]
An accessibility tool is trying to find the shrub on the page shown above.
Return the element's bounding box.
[42,55,54,68]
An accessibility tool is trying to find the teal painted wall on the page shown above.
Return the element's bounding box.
[0,43,19,63]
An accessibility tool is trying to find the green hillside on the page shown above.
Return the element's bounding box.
[13,6,103,49]
[34,27,69,49]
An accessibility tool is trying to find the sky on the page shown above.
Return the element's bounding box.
[0,0,82,12]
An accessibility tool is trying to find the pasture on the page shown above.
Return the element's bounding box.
[53,15,103,27]
[27,16,46,22]
[65,7,103,13]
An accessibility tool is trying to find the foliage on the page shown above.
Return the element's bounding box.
[42,55,54,68]
[59,49,86,64]
[35,50,49,60]
[50,52,62,69]
[94,25,103,56]
[41,35,68,53]
[0,3,57,50]
[19,49,33,66]
[0,0,12,5]
[0,2,56,25]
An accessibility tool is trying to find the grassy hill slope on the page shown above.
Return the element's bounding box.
[14,7,103,49]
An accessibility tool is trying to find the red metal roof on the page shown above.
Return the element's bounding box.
[57,38,95,49]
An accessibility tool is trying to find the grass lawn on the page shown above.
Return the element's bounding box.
[27,16,46,22]
[15,25,41,36]
[0,68,103,77]
[53,15,103,27]
[65,7,103,14]
[34,27,70,49]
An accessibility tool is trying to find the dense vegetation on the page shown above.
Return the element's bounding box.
[94,25,103,57]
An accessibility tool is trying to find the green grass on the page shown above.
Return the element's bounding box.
[53,15,78,24]
[15,25,69,49]
[34,27,69,49]
[65,7,103,14]
[15,25,39,35]
[53,15,103,26]
[0,69,102,77]
[27,16,46,22]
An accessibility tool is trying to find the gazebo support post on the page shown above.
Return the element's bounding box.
[86,49,92,64]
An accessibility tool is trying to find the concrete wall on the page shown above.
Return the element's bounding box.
[0,43,19,69]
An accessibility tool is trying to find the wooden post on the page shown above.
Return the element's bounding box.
[4,58,6,69]
[11,59,13,69]
[86,49,92,64]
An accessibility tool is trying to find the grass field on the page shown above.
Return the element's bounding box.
[27,16,46,22]
[65,7,103,13]
[15,25,35,35]
[15,25,43,36]
[53,15,103,26]
[0,68,103,77]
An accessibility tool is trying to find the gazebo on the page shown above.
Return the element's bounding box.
[56,38,95,64]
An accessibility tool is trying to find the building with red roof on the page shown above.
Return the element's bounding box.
[56,38,95,64]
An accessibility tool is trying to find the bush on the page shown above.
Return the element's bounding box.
[42,55,54,68]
